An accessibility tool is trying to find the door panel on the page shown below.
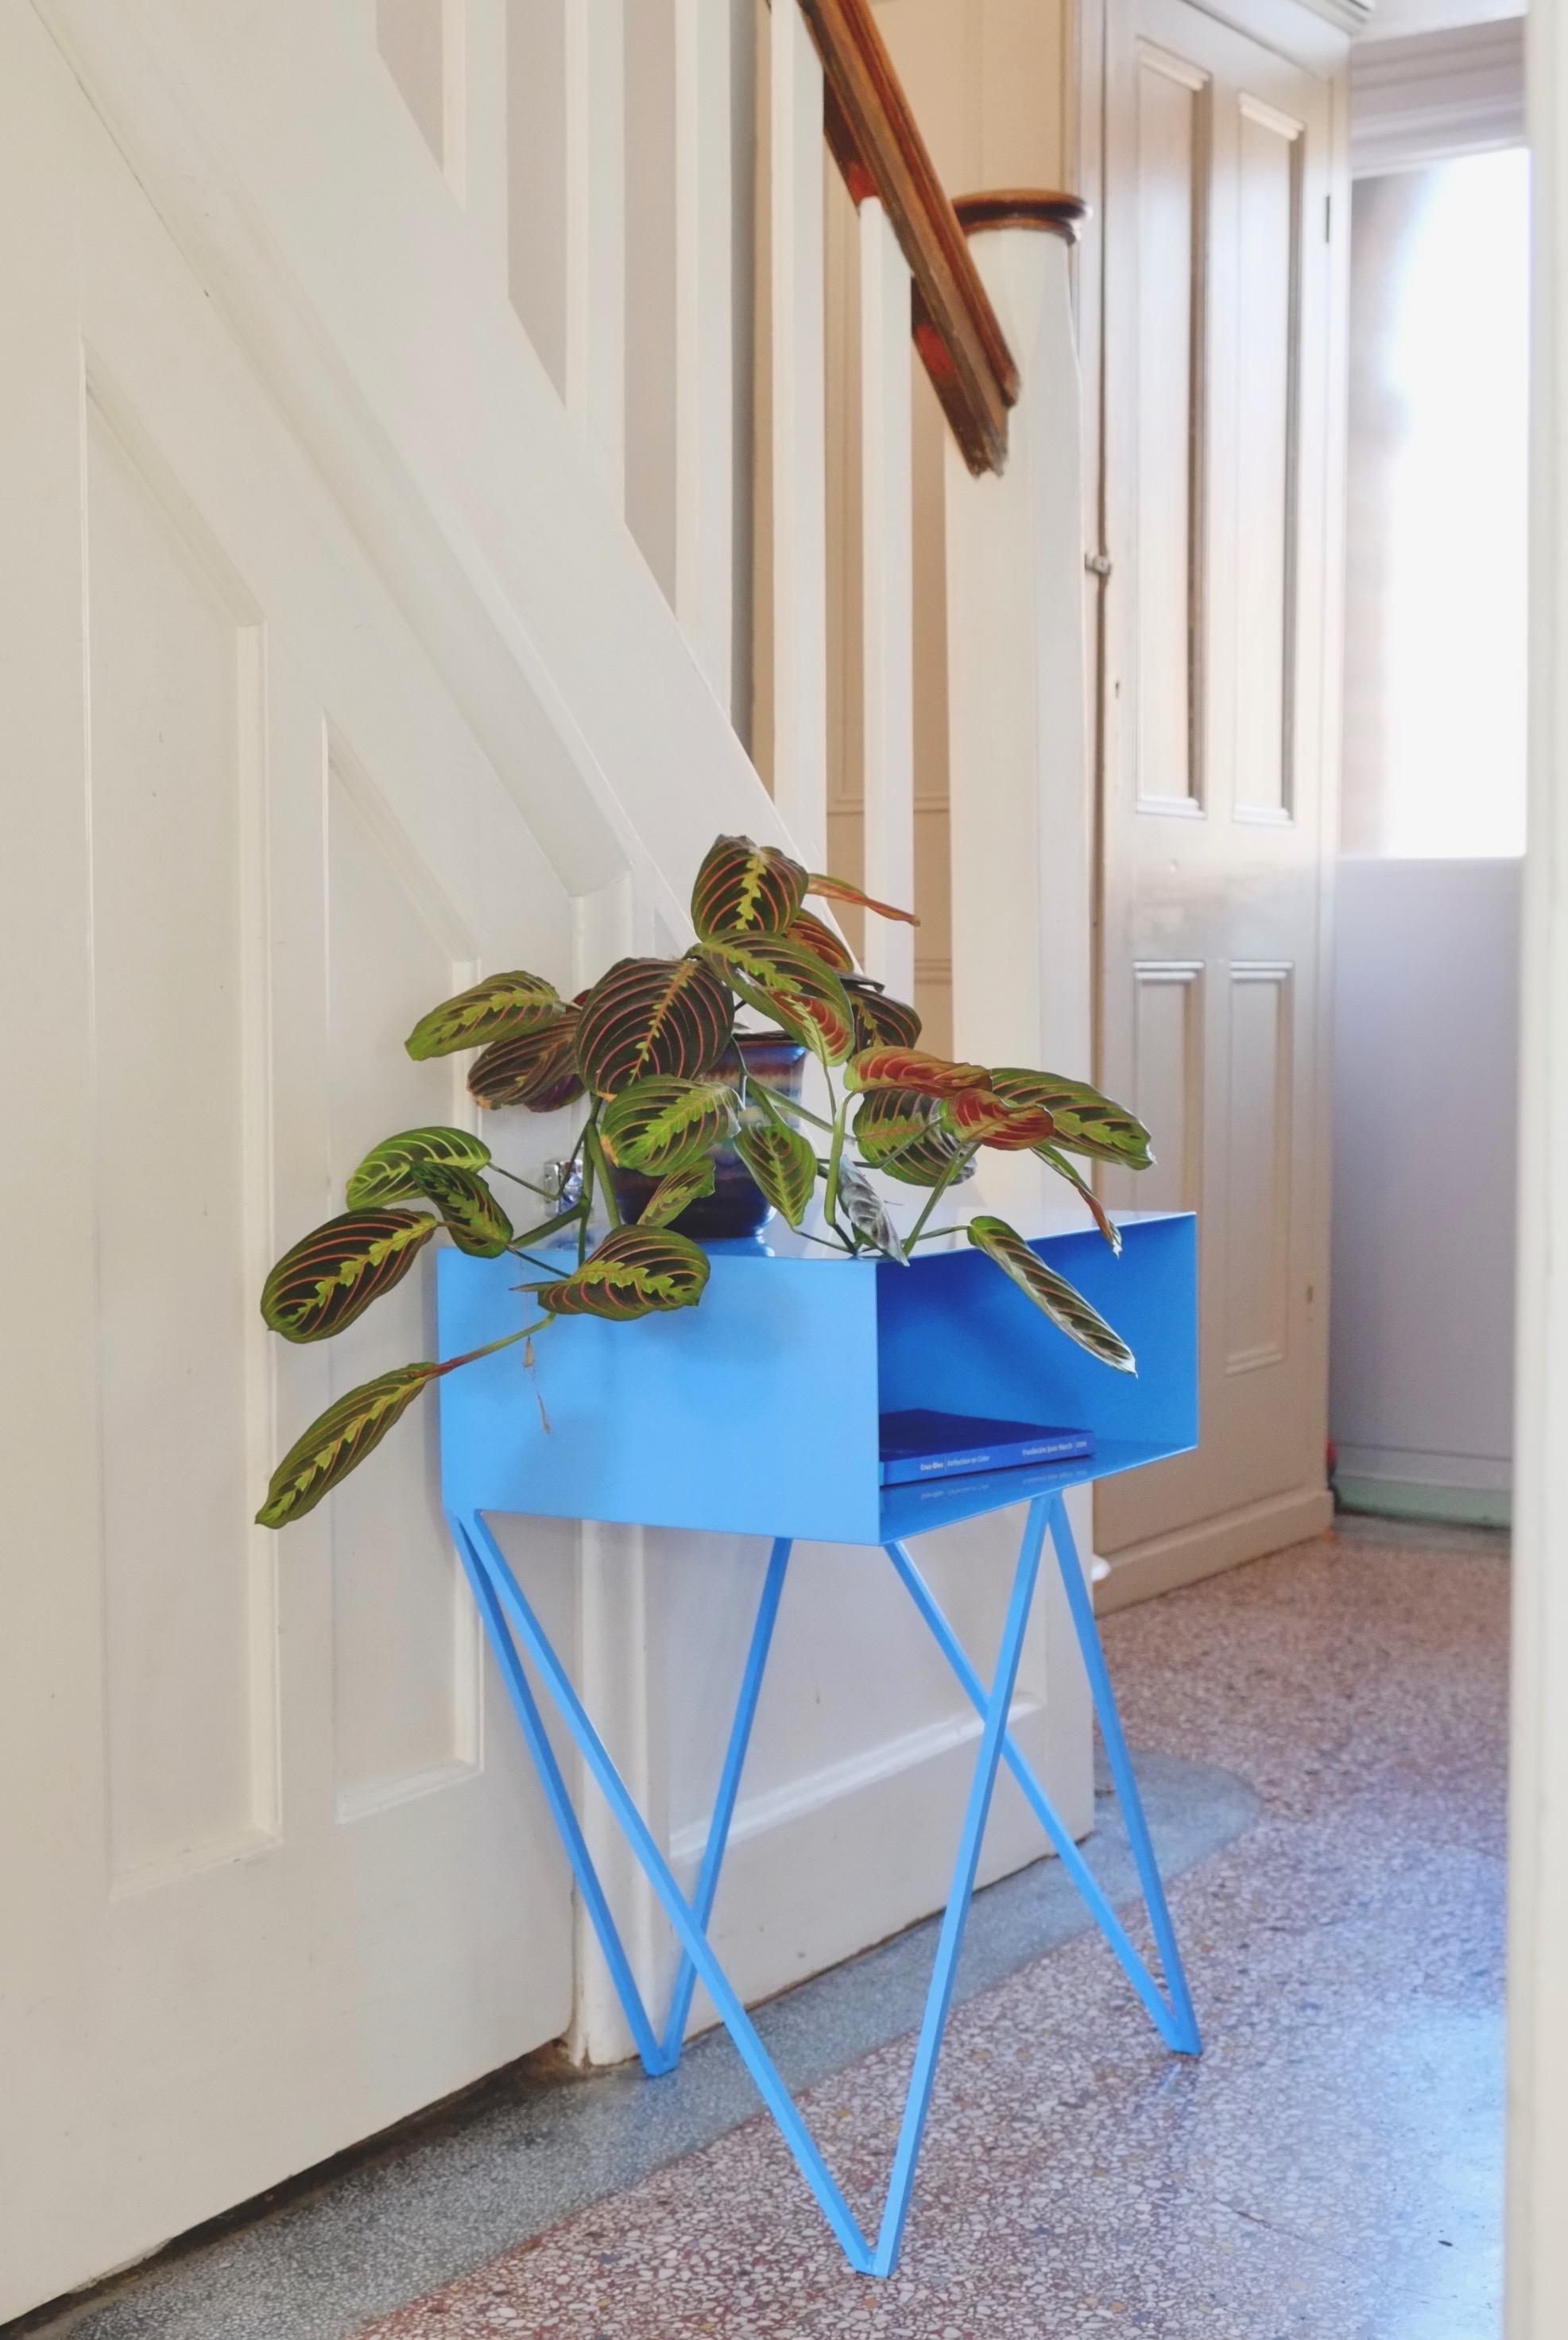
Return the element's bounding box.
[0,14,574,2315]
[1097,0,1343,1595]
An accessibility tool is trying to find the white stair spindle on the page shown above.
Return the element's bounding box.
[946,219,1089,1217]
[858,197,916,993]
[445,0,509,288]
[769,0,828,872]
[672,0,736,712]
[566,0,626,507]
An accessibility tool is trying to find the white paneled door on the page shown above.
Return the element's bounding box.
[1095,0,1345,1601]
[0,14,574,2316]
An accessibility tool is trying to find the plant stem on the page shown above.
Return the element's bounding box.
[507,1203,588,1250]
[823,1095,848,1230]
[750,1079,834,1133]
[583,1122,621,1229]
[902,1143,978,1255]
[489,1164,560,1199]
[908,1225,965,1244]
[433,1319,552,1378]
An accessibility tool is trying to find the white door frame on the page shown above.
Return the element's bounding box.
[1508,7,1568,2332]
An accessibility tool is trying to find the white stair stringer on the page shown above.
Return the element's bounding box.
[34,0,792,942]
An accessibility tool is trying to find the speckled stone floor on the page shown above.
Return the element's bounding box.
[354,1525,1508,2340]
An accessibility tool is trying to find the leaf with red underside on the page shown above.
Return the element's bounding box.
[807,872,918,926]
[846,1048,991,1097]
[989,1069,1153,1171]
[786,907,855,974]
[943,1089,1058,1149]
[699,937,857,1066]
[1037,1143,1121,1253]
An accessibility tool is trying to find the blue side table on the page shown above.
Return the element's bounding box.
[438,1212,1201,2277]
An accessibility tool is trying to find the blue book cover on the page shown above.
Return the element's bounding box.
[878,1408,1094,1487]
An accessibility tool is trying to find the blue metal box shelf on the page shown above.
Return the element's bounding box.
[437,1210,1196,1545]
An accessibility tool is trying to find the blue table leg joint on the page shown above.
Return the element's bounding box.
[451,1488,1198,2280]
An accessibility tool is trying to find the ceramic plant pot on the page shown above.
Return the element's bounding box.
[609,1029,808,1238]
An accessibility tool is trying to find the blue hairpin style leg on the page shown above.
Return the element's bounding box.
[883,1508,1200,2054]
[655,1536,792,2072]
[455,1512,877,2272]
[1043,1493,1201,2055]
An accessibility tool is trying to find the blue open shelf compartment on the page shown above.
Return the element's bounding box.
[437,1211,1195,1545]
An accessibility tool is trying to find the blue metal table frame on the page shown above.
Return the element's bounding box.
[447,1488,1200,2279]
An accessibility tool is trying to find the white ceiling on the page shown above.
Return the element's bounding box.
[1361,0,1523,38]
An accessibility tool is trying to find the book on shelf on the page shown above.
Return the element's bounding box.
[877,1408,1094,1488]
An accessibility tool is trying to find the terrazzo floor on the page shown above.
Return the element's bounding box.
[355,1525,1508,2340]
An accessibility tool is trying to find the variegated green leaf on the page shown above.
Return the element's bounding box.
[600,1076,739,1176]
[989,1069,1153,1171]
[852,1087,942,1165]
[700,937,856,1066]
[415,1164,514,1257]
[575,955,734,1098]
[468,1009,585,1111]
[637,1160,716,1227]
[785,907,854,974]
[405,970,561,1060]
[1037,1143,1121,1253]
[874,1131,975,1188]
[691,835,807,941]
[346,1125,492,1207]
[837,1164,907,1261]
[256,1363,436,1528]
[844,976,923,1052]
[260,1211,438,1344]
[967,1215,1135,1373]
[530,1225,710,1320]
[734,1119,817,1226]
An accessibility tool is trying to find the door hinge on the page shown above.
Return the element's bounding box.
[1085,549,1113,579]
[1324,193,1333,242]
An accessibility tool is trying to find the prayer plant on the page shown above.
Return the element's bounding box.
[256,835,1153,1528]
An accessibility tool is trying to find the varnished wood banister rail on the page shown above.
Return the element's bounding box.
[780,0,1023,475]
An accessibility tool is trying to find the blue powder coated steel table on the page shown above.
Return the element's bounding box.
[438,1211,1201,2276]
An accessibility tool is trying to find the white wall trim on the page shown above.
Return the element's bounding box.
[1351,17,1525,178]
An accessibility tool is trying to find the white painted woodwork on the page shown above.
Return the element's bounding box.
[0,12,585,2315]
[565,0,627,506]
[625,0,738,712]
[768,0,830,870]
[857,199,917,998]
[1331,859,1519,1509]
[1509,13,1568,2321]
[940,218,1100,1762]
[676,0,739,707]
[449,0,511,284]
[1094,0,1347,1606]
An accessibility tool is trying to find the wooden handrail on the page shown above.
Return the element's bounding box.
[786,0,1020,475]
[954,191,1090,244]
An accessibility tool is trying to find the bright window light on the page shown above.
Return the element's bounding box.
[1342,148,1530,858]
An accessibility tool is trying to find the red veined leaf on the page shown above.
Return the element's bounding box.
[785,907,854,974]
[875,1129,975,1187]
[943,1089,1058,1149]
[636,1160,716,1228]
[468,1009,585,1111]
[260,1211,437,1344]
[989,1069,1153,1171]
[846,1047,991,1097]
[1038,1143,1121,1253]
[843,976,923,1052]
[734,1119,817,1227]
[599,1076,739,1176]
[405,970,561,1060]
[346,1125,491,1207]
[691,835,807,942]
[852,1087,942,1165]
[415,1164,514,1257]
[807,871,918,926]
[529,1225,711,1320]
[256,1363,438,1528]
[575,955,734,1098]
[967,1215,1135,1373]
[700,937,856,1066]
